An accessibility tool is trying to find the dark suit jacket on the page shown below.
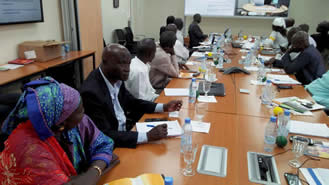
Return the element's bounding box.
[80,69,157,148]
[188,21,207,49]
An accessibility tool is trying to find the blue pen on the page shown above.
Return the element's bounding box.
[147,125,155,127]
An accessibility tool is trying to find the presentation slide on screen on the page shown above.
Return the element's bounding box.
[0,0,42,24]
[185,0,291,17]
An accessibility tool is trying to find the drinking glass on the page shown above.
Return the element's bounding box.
[289,137,308,168]
[203,80,212,97]
[182,143,198,176]
[195,102,207,121]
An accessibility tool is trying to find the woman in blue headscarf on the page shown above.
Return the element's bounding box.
[0,77,114,185]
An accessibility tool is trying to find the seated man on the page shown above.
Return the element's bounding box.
[269,18,288,50]
[125,38,158,101]
[174,18,185,45]
[166,24,189,66]
[305,71,329,109]
[80,44,182,148]
[299,24,317,47]
[188,13,207,49]
[267,31,326,85]
[150,31,180,90]
[160,15,175,37]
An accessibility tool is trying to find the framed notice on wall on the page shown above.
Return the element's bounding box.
[113,0,119,8]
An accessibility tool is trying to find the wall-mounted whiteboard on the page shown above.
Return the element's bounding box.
[184,0,236,17]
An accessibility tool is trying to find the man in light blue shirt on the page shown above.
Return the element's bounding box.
[81,44,183,148]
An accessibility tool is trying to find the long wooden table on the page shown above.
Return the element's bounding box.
[0,50,95,87]
[98,47,329,185]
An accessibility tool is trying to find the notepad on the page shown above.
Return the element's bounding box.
[164,88,189,96]
[191,121,211,133]
[300,168,329,185]
[288,120,329,138]
[267,74,301,85]
[136,120,183,136]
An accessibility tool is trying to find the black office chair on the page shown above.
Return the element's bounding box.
[124,27,138,54]
[114,29,126,46]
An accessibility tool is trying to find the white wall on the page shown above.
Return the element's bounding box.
[0,0,63,65]
[101,0,131,44]
[132,0,329,41]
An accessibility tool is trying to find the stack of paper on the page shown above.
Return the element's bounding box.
[191,120,211,133]
[300,168,329,185]
[288,120,329,138]
[267,74,301,85]
[164,88,189,96]
[0,64,24,71]
[191,52,205,57]
[242,42,255,50]
[136,120,183,136]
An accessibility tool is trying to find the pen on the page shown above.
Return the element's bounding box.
[147,125,155,127]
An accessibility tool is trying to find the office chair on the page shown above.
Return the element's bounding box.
[124,27,138,54]
[114,29,127,46]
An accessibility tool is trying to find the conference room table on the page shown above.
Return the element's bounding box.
[98,46,329,185]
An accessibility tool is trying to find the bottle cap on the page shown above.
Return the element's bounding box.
[284,109,290,116]
[165,177,174,185]
[185,118,191,124]
[192,78,196,82]
[266,80,271,83]
[270,116,277,122]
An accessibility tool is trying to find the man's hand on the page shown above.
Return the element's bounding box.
[179,63,190,70]
[147,124,168,141]
[264,58,276,66]
[163,100,183,112]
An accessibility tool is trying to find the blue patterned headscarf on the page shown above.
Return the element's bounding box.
[1,77,77,140]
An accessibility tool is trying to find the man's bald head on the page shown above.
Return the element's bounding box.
[291,31,310,52]
[137,38,156,63]
[166,24,178,34]
[101,44,132,82]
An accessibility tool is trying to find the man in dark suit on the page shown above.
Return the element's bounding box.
[80,44,182,148]
[188,13,207,49]
[266,31,326,85]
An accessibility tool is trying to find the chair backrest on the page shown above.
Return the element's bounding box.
[114,29,126,45]
[124,27,134,43]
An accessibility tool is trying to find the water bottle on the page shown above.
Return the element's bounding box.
[217,50,224,69]
[244,52,251,67]
[164,177,173,185]
[264,116,277,152]
[181,118,192,152]
[278,110,290,137]
[188,78,197,103]
[261,80,273,105]
[257,59,266,82]
[61,44,66,57]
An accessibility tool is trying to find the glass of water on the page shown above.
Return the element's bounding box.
[203,80,212,97]
[195,102,207,121]
[289,136,308,168]
[183,143,198,176]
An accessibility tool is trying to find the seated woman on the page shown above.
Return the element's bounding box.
[0,77,114,185]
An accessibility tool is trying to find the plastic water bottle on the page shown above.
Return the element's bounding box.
[181,118,192,152]
[217,50,224,69]
[257,59,266,82]
[61,45,66,57]
[264,116,277,152]
[244,52,252,67]
[261,80,273,105]
[188,78,197,103]
[278,110,290,137]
